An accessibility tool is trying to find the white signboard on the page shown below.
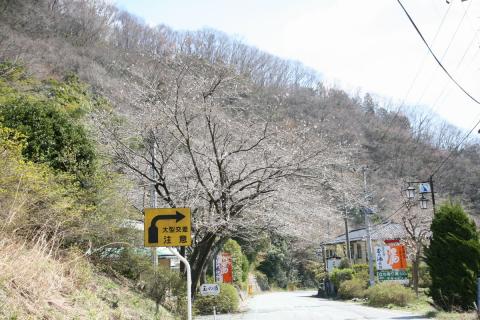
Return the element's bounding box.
[200,283,220,296]
[419,183,431,193]
[375,246,391,271]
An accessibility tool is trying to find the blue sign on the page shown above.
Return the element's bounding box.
[419,183,431,194]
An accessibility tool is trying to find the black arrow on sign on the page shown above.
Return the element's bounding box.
[148,211,186,244]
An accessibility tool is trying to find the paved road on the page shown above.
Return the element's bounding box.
[197,290,427,320]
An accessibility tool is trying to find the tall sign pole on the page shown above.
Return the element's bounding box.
[169,248,192,320]
[343,193,352,264]
[144,208,192,320]
[429,175,436,215]
[146,137,192,319]
[363,167,375,286]
[151,139,158,267]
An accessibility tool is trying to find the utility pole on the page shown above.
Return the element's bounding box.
[429,175,436,215]
[344,195,352,265]
[363,167,375,286]
[151,138,158,267]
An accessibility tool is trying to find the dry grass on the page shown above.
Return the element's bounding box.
[0,234,174,319]
[0,235,76,318]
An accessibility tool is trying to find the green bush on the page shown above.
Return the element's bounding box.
[142,265,185,315]
[330,268,354,288]
[425,203,480,311]
[338,258,351,269]
[223,239,244,284]
[194,283,239,315]
[241,254,249,282]
[338,278,366,299]
[418,263,431,288]
[352,264,370,284]
[0,94,96,183]
[365,282,414,307]
[108,248,150,280]
[254,271,270,291]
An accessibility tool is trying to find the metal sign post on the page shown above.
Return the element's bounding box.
[169,248,192,320]
[145,207,192,320]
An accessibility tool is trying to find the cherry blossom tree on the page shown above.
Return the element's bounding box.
[98,55,357,296]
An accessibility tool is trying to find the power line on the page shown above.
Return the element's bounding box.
[431,115,480,177]
[397,0,480,177]
[430,2,480,114]
[396,0,480,105]
[376,3,452,142]
[413,0,472,107]
[402,3,453,104]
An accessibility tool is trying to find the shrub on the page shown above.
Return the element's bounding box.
[222,239,244,284]
[338,278,366,300]
[365,282,414,307]
[418,263,431,288]
[108,248,150,280]
[0,68,99,185]
[254,271,270,291]
[352,264,370,284]
[194,283,239,315]
[241,254,249,282]
[425,203,480,311]
[330,268,354,288]
[338,258,351,269]
[142,265,185,314]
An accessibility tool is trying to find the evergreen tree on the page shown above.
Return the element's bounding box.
[425,203,480,311]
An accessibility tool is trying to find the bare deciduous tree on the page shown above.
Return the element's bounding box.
[98,56,350,296]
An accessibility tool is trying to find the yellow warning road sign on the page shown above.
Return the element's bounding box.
[144,208,191,247]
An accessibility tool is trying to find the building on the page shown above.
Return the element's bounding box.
[322,222,407,271]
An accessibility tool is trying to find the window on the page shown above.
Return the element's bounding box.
[357,243,362,259]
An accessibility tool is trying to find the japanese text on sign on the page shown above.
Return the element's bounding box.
[199,284,220,296]
[375,244,407,270]
[144,208,191,247]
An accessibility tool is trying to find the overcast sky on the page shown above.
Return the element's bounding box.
[114,0,480,130]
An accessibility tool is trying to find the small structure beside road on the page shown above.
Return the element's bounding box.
[322,222,407,271]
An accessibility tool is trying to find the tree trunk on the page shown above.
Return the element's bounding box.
[189,233,229,299]
[413,248,420,297]
[200,266,207,284]
[189,232,218,299]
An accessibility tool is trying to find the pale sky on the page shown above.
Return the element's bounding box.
[115,0,480,130]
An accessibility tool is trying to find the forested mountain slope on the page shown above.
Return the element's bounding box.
[2,0,477,217]
[1,0,480,316]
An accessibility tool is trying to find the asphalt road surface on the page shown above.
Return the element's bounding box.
[197,290,427,320]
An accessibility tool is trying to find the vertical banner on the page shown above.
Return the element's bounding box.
[375,244,407,270]
[215,252,233,283]
[388,245,407,270]
[215,254,222,282]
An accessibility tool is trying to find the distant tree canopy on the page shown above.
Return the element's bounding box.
[0,64,96,183]
[1,101,95,178]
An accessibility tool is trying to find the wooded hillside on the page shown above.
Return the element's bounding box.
[1,0,479,316]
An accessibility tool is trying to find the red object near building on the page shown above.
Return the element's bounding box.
[215,252,233,283]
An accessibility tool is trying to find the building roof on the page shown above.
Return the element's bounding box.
[324,222,406,245]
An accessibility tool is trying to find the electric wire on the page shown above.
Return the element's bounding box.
[401,3,453,104]
[397,0,480,178]
[377,3,452,142]
[429,3,480,114]
[413,0,472,107]
[397,0,480,105]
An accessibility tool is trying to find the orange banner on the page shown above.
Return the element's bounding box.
[386,245,407,270]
